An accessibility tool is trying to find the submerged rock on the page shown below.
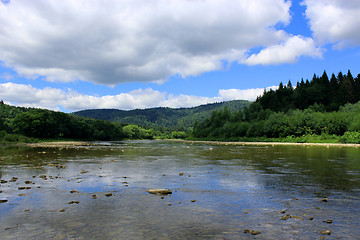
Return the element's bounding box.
[290,215,304,220]
[146,189,172,195]
[9,177,18,182]
[244,229,261,235]
[281,215,290,220]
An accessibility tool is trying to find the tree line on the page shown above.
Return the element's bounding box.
[0,102,126,141]
[0,102,191,142]
[258,70,360,112]
[193,70,360,143]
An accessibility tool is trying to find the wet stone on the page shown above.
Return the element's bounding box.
[92,194,98,199]
[326,219,333,224]
[320,230,331,235]
[25,180,32,184]
[70,190,79,193]
[1,180,7,183]
[105,193,113,197]
[9,177,18,182]
[68,201,80,204]
[321,198,328,202]
[179,172,184,176]
[290,215,304,220]
[244,229,261,235]
[0,199,8,203]
[146,189,172,195]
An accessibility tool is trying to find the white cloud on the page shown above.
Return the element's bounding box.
[0,0,292,85]
[0,83,273,112]
[303,0,360,48]
[219,86,278,101]
[242,35,323,65]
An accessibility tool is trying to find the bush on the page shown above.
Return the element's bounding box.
[339,131,360,144]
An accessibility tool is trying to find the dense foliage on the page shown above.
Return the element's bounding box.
[0,102,126,142]
[258,70,360,112]
[193,70,360,143]
[0,100,246,142]
[72,100,250,130]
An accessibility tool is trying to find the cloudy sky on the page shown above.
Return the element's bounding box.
[1,0,360,112]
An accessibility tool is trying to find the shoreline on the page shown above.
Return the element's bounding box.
[166,139,360,148]
[17,139,360,148]
[24,141,94,148]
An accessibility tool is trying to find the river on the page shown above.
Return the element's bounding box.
[0,140,359,239]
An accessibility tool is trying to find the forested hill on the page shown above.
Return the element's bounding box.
[0,102,125,141]
[72,100,250,129]
[193,70,360,143]
[257,70,360,112]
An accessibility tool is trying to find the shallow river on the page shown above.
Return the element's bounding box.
[0,140,359,239]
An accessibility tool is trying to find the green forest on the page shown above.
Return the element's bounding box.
[193,70,360,143]
[0,102,126,142]
[73,100,249,129]
[1,70,360,144]
[0,100,248,142]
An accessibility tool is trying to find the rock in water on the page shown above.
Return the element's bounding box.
[146,189,172,195]
[320,230,331,235]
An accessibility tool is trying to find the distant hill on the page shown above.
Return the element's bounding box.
[72,100,251,129]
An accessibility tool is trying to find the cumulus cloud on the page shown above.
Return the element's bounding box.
[0,0,292,85]
[0,83,271,112]
[219,86,278,101]
[303,0,360,48]
[242,35,323,65]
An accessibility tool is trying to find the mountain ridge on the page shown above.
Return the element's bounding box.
[72,100,251,129]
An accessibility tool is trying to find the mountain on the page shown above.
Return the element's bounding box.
[72,100,250,129]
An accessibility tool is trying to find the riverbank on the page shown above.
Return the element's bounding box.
[168,139,360,148]
[16,139,360,148]
[24,141,94,148]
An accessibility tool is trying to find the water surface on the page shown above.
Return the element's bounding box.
[0,140,359,239]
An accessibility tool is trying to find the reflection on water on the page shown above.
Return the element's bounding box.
[0,140,359,239]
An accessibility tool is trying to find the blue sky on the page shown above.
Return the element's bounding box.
[1,0,360,112]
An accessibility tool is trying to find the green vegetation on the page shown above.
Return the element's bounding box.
[0,101,126,142]
[193,70,360,144]
[1,100,247,142]
[72,100,250,129]
[2,70,360,144]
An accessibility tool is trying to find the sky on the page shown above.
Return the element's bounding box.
[1,0,360,113]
